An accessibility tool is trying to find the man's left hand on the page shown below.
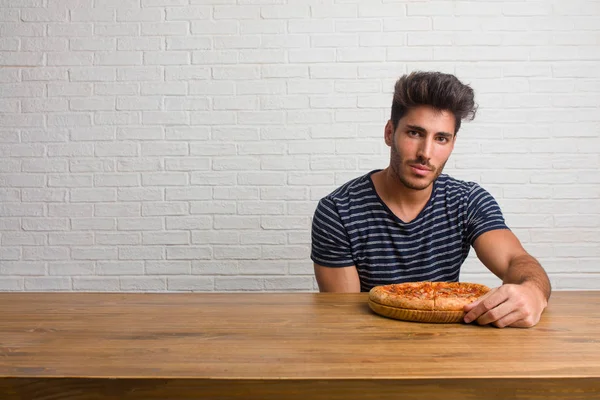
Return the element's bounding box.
[463,283,548,328]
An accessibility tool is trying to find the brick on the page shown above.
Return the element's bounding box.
[144,51,190,65]
[141,172,188,186]
[0,158,19,172]
[119,246,163,260]
[0,188,20,202]
[164,158,210,172]
[48,262,94,276]
[49,232,93,245]
[166,216,211,230]
[22,8,68,22]
[95,142,139,157]
[238,261,285,275]
[0,23,45,37]
[121,277,166,291]
[117,8,163,22]
[141,201,188,216]
[190,201,236,214]
[70,38,115,51]
[0,83,44,97]
[118,188,163,202]
[22,98,68,113]
[213,187,259,200]
[47,113,93,127]
[0,173,45,187]
[25,277,72,291]
[71,218,116,231]
[117,97,161,111]
[214,277,262,291]
[165,66,210,80]
[192,231,239,245]
[70,159,115,172]
[96,232,141,245]
[166,187,211,201]
[118,37,163,51]
[95,51,142,65]
[118,217,162,231]
[22,189,67,202]
[23,246,69,261]
[141,22,188,36]
[48,23,93,37]
[48,203,93,217]
[213,246,260,260]
[22,218,69,231]
[95,23,139,36]
[0,143,44,157]
[0,247,20,260]
[213,216,260,230]
[143,231,189,245]
[48,143,94,157]
[94,203,140,217]
[264,277,313,291]
[240,232,286,245]
[117,158,163,172]
[47,52,93,66]
[73,277,120,291]
[146,261,191,275]
[167,276,214,291]
[167,246,211,260]
[22,159,68,173]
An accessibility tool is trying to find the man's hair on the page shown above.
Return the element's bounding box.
[390,71,477,134]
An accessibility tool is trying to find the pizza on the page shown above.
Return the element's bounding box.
[368,281,490,323]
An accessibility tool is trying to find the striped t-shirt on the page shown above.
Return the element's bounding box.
[311,170,509,292]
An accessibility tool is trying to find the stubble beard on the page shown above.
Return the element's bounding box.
[389,140,447,191]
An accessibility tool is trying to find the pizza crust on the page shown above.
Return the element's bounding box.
[368,300,466,323]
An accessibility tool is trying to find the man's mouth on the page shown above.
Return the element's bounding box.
[409,164,432,176]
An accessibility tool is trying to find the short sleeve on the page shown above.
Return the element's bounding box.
[465,184,510,245]
[310,198,355,267]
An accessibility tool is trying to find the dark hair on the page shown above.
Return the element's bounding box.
[390,71,477,134]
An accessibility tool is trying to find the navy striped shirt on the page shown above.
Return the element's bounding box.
[311,170,509,292]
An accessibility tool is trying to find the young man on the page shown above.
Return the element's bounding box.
[311,71,551,328]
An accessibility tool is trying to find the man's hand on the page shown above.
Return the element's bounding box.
[463,283,548,328]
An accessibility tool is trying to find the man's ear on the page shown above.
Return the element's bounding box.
[384,120,394,146]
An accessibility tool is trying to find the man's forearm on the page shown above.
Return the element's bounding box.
[503,254,552,300]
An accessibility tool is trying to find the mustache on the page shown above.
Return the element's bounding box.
[408,157,434,169]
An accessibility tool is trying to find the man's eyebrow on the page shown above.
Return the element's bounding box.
[406,124,453,137]
[406,124,427,133]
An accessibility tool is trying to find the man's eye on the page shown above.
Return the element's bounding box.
[408,131,420,137]
[436,137,448,143]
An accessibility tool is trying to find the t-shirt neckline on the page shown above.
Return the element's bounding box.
[366,169,439,226]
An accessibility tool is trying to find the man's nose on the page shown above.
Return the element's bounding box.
[417,138,433,161]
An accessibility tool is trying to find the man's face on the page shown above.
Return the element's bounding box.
[384,105,456,191]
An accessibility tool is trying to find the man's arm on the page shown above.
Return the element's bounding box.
[463,229,551,328]
[314,264,361,292]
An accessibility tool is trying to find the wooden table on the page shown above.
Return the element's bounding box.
[1,291,599,399]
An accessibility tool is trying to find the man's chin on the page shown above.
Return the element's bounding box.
[400,177,433,191]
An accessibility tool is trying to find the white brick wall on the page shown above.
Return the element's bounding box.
[0,1,599,292]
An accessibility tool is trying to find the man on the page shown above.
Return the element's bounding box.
[311,71,551,328]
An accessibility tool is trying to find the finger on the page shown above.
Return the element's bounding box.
[464,289,509,324]
[463,289,495,312]
[476,300,517,326]
[492,311,524,329]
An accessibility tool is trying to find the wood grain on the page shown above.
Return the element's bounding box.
[1,291,600,399]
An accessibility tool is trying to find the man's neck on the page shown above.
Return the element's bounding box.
[372,168,434,222]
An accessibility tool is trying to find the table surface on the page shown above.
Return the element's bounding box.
[1,291,599,381]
